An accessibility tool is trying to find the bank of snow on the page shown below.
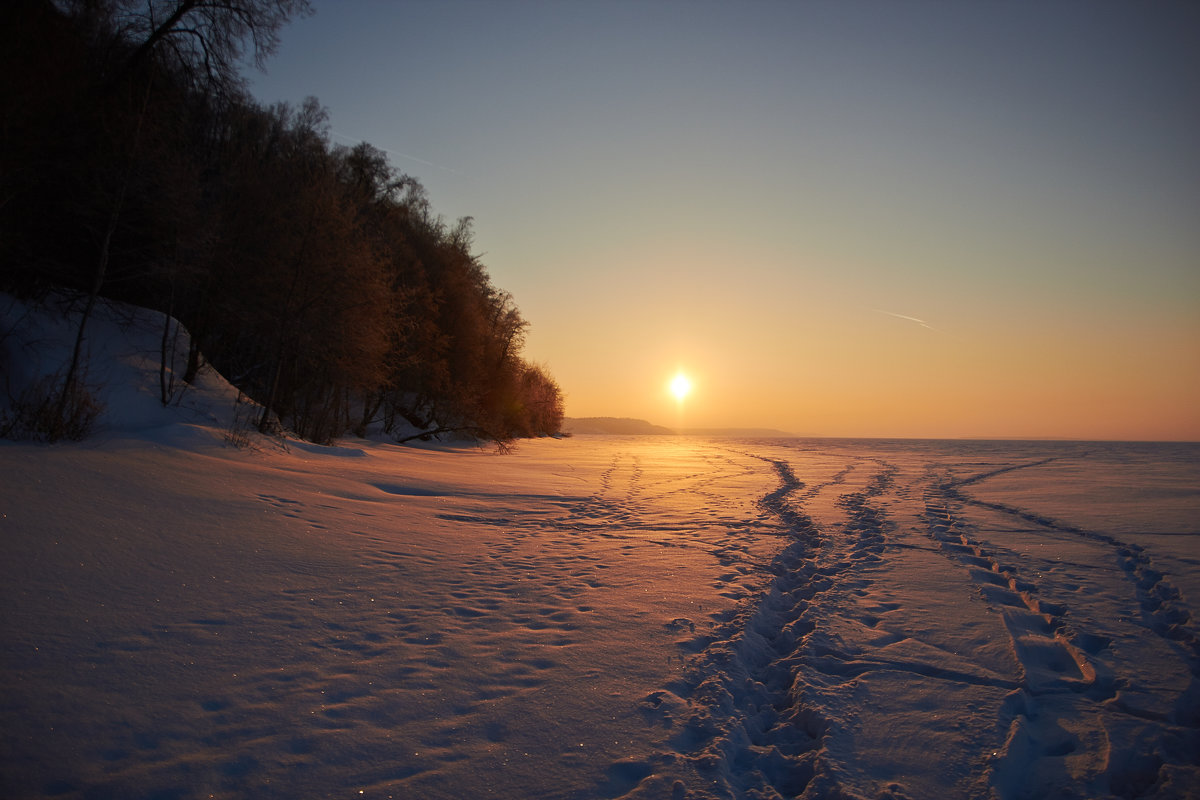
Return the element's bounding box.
[1,292,246,444]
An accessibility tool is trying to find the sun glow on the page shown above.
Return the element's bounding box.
[670,372,692,402]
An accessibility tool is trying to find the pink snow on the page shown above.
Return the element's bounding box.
[2,296,1198,799]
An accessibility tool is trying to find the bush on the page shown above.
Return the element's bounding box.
[1,373,103,442]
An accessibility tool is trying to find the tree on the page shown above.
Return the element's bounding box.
[194,99,394,442]
[518,363,565,437]
[5,1,311,438]
[94,0,313,95]
[3,2,566,445]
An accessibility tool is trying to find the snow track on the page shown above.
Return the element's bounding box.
[618,441,1200,799]
[615,455,832,799]
[925,458,1200,799]
[4,436,1197,799]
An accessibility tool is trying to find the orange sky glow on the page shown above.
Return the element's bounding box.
[251,1,1200,440]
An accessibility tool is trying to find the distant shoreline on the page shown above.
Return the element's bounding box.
[563,417,795,438]
[561,418,1197,444]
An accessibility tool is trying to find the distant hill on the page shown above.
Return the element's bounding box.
[563,417,676,435]
[677,427,797,438]
[562,418,797,438]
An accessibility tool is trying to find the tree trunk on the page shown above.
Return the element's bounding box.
[159,283,177,405]
[56,75,153,436]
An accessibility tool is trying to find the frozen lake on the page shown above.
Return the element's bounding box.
[2,434,1197,799]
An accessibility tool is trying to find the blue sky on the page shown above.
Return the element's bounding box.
[250,0,1200,439]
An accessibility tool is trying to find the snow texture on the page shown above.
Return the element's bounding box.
[2,297,1199,799]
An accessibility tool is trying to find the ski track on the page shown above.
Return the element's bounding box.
[623,454,835,799]
[926,458,1200,798]
[613,450,909,799]
[613,445,1200,800]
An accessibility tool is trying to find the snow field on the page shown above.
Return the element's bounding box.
[3,296,1198,798]
[1,435,793,798]
[5,435,1197,798]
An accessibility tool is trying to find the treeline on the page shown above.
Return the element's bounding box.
[0,0,563,444]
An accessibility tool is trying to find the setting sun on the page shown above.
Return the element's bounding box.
[670,372,692,402]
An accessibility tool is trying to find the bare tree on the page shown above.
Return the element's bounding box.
[44,0,311,437]
[99,0,313,94]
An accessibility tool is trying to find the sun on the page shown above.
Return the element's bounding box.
[670,372,692,402]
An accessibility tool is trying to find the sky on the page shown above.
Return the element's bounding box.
[248,0,1200,440]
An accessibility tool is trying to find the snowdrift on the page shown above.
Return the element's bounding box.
[1,292,244,444]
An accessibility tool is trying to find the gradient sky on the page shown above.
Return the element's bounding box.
[249,0,1200,440]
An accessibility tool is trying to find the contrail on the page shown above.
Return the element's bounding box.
[331,130,463,176]
[876,309,940,332]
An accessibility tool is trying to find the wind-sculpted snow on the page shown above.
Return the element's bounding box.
[2,435,1198,799]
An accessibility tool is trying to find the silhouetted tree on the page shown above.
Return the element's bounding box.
[518,363,565,437]
[1,1,564,445]
[89,0,313,95]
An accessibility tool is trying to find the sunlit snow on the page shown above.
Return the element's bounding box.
[2,296,1198,799]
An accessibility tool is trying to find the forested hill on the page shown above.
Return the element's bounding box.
[0,0,563,444]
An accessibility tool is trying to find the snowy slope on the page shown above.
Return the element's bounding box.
[1,292,243,443]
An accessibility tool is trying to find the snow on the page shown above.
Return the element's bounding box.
[2,297,1199,799]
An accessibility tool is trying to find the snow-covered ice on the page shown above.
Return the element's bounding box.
[2,298,1198,799]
